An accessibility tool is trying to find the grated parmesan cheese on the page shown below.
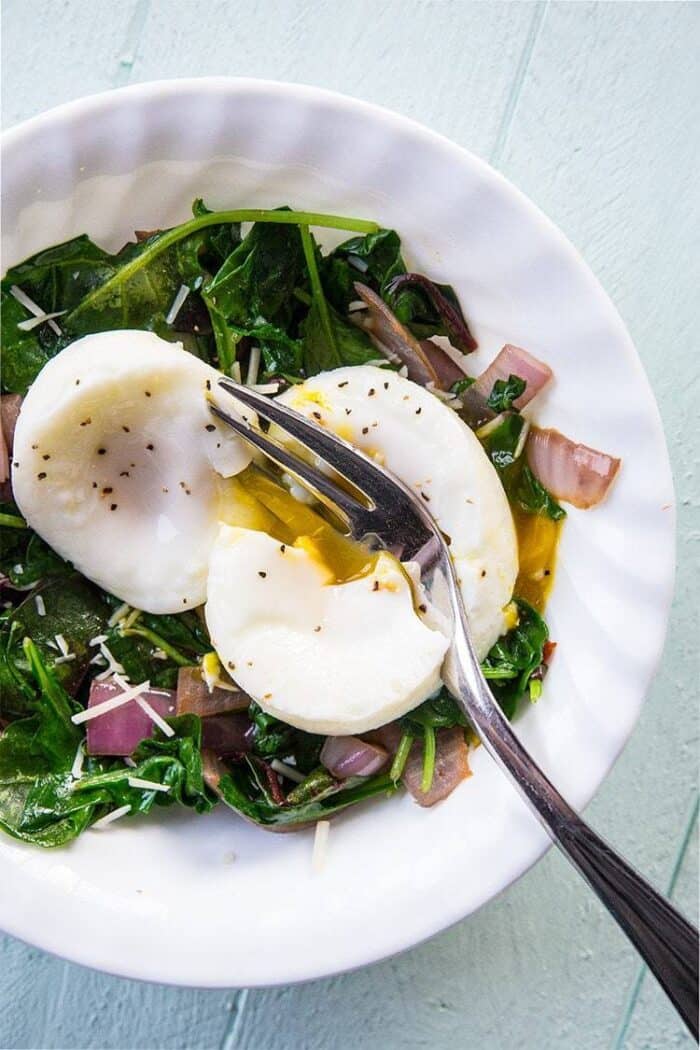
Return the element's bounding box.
[135,695,175,738]
[34,594,46,617]
[70,743,85,780]
[151,648,168,661]
[231,360,242,384]
[270,759,305,784]
[128,776,171,794]
[312,820,330,873]
[107,602,131,628]
[165,284,190,326]
[249,382,281,395]
[92,804,131,830]
[17,310,66,332]
[123,757,137,769]
[89,634,108,647]
[71,679,151,725]
[398,364,409,378]
[246,345,261,386]
[54,633,69,657]
[54,653,77,665]
[9,285,62,336]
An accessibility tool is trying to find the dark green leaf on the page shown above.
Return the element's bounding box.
[482,600,549,719]
[0,575,108,720]
[301,297,377,376]
[322,229,405,312]
[487,374,527,412]
[479,412,565,520]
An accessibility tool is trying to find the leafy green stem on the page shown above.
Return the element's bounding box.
[390,730,413,782]
[300,225,336,352]
[0,512,27,528]
[119,626,190,667]
[421,724,436,793]
[68,209,378,323]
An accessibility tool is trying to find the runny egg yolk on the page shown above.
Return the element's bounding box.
[220,465,376,584]
[512,506,562,612]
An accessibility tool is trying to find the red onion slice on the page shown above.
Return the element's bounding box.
[527,427,621,509]
[472,344,552,408]
[0,425,8,487]
[386,273,478,353]
[368,723,470,806]
[85,680,176,756]
[200,713,254,755]
[353,283,444,387]
[176,666,249,717]
[420,340,468,389]
[320,735,389,778]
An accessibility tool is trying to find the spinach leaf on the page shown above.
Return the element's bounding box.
[247,701,322,772]
[227,321,303,380]
[487,374,526,412]
[216,762,395,829]
[322,229,405,313]
[300,228,377,376]
[479,412,565,521]
[191,198,242,271]
[0,574,109,720]
[1,235,126,394]
[482,600,549,719]
[102,607,209,690]
[202,214,306,373]
[0,513,70,589]
[402,689,468,733]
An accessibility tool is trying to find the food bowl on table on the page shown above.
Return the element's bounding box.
[0,78,674,986]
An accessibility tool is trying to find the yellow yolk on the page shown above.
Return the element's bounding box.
[512,506,562,612]
[227,466,377,584]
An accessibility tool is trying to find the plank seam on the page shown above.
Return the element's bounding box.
[611,791,699,1049]
[490,0,549,169]
[112,0,152,87]
[219,988,250,1050]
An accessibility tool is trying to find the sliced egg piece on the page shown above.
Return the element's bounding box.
[12,330,252,613]
[206,525,449,735]
[277,365,518,659]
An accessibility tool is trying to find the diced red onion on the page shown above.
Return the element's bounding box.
[200,713,254,755]
[420,340,468,389]
[201,749,226,794]
[1,394,23,489]
[472,344,552,408]
[0,425,8,487]
[366,723,470,806]
[353,283,444,388]
[176,666,249,717]
[386,272,478,353]
[320,735,389,778]
[527,426,621,509]
[85,680,176,756]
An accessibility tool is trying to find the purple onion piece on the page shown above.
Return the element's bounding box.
[200,712,254,755]
[320,735,389,778]
[86,681,176,756]
[176,666,249,717]
[386,273,478,353]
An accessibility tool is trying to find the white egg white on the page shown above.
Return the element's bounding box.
[12,330,252,613]
[206,525,449,735]
[277,365,518,659]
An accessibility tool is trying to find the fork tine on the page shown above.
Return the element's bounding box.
[209,403,373,534]
[216,379,389,505]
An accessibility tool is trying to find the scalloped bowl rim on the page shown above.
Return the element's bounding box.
[0,78,675,987]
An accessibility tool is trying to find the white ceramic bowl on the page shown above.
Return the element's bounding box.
[0,78,674,987]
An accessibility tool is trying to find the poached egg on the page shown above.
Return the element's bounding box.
[12,330,252,613]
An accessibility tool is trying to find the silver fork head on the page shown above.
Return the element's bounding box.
[212,378,440,564]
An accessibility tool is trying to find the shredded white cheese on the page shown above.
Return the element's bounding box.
[70,743,85,780]
[91,804,131,830]
[34,594,46,617]
[135,695,175,738]
[89,652,108,667]
[123,756,137,768]
[89,634,108,647]
[127,776,171,794]
[9,285,63,336]
[54,633,69,657]
[17,310,66,332]
[165,284,190,325]
[246,345,261,386]
[54,653,77,665]
[71,679,151,725]
[231,360,243,384]
[107,602,131,628]
[122,607,142,630]
[249,382,280,394]
[151,648,168,661]
[312,820,331,873]
[94,641,126,680]
[398,364,409,378]
[270,759,305,784]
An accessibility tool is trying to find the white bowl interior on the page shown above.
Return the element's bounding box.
[0,80,674,986]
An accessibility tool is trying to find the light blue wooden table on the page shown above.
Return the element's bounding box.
[1,3,698,1047]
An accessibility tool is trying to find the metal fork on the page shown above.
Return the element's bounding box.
[212,379,698,1037]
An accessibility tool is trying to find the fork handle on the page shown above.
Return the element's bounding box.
[443,585,699,1038]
